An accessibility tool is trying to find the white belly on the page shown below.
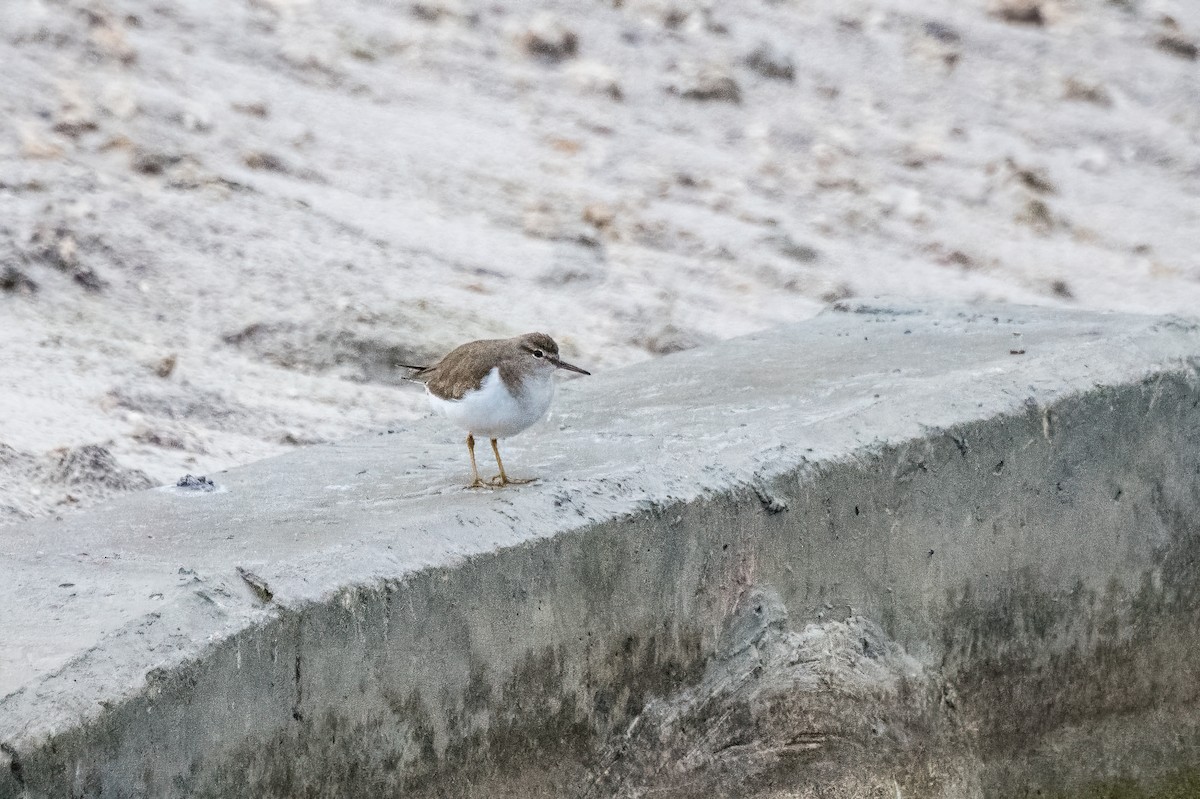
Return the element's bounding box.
[426,367,554,439]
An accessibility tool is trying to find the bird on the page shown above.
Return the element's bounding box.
[399,333,590,488]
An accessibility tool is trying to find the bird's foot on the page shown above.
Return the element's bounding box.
[464,478,492,490]
[487,474,537,487]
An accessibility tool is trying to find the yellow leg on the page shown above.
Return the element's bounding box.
[489,438,535,486]
[464,434,487,489]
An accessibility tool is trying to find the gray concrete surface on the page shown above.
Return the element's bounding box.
[3,301,1200,798]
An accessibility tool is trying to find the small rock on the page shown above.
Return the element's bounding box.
[231,101,270,118]
[936,249,977,270]
[744,42,795,82]
[582,203,615,230]
[28,224,78,271]
[1006,159,1056,194]
[73,268,105,293]
[772,235,820,263]
[1062,77,1112,106]
[539,264,604,286]
[1156,32,1198,61]
[0,266,38,295]
[661,6,689,30]
[242,151,289,172]
[520,14,578,62]
[52,112,98,137]
[99,134,134,153]
[24,223,106,292]
[1050,279,1074,299]
[821,282,855,303]
[131,149,184,175]
[411,0,469,22]
[154,354,178,378]
[923,20,961,43]
[1017,197,1056,233]
[176,474,216,492]
[990,0,1047,25]
[669,63,741,103]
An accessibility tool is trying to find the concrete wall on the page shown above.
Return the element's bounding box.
[3,302,1200,798]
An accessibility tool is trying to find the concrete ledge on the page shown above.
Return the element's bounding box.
[3,302,1200,797]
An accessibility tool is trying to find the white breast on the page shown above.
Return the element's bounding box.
[426,367,555,440]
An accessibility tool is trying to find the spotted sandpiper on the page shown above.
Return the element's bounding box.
[400,333,590,488]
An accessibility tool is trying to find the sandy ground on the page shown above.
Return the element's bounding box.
[2,0,1198,525]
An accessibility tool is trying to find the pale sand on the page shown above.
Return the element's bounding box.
[2,0,1198,523]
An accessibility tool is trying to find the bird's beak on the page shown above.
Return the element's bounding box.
[551,357,591,375]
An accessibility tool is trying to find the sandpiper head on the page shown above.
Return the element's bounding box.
[518,332,590,375]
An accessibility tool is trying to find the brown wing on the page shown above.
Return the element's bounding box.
[408,338,508,401]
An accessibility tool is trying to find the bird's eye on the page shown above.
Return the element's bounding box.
[533,349,545,358]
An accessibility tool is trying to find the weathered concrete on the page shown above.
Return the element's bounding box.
[3,301,1200,798]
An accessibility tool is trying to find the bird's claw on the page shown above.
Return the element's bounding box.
[487,474,537,487]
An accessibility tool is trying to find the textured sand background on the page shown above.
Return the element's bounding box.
[1,0,1198,525]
